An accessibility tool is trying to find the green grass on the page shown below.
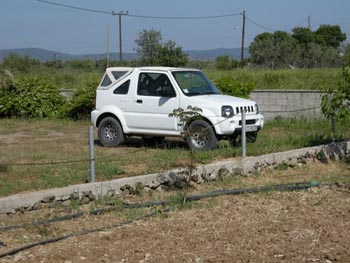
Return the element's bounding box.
[0,118,349,197]
[205,68,342,90]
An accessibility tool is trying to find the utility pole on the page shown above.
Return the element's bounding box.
[112,11,128,62]
[106,24,110,68]
[240,10,246,67]
[307,15,311,30]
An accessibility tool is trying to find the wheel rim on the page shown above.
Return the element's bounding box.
[190,126,209,149]
[104,124,118,141]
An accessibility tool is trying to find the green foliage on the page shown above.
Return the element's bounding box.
[314,25,346,48]
[321,56,350,121]
[206,68,341,90]
[135,29,188,66]
[169,106,203,126]
[249,24,345,68]
[135,29,162,65]
[3,54,41,73]
[155,40,188,67]
[215,56,239,70]
[63,76,99,120]
[214,77,254,98]
[0,77,65,118]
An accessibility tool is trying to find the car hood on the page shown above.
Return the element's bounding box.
[186,94,256,107]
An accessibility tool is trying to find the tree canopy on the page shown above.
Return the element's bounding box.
[135,29,188,67]
[249,24,346,68]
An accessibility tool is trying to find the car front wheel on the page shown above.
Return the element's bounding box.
[186,120,217,150]
[98,117,125,147]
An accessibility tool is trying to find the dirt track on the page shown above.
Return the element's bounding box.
[1,163,350,262]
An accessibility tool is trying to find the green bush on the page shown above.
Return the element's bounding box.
[214,77,255,98]
[63,76,99,120]
[0,77,65,118]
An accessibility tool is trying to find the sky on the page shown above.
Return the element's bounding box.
[1,0,349,54]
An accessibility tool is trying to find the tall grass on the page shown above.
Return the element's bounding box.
[205,68,342,90]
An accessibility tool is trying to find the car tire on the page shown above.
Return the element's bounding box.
[98,117,125,147]
[186,120,217,150]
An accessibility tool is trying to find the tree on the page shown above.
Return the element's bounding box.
[321,55,350,137]
[135,29,188,67]
[215,55,231,70]
[155,40,188,67]
[292,27,314,47]
[249,24,346,68]
[249,31,297,68]
[135,29,162,65]
[315,25,346,48]
[249,32,275,67]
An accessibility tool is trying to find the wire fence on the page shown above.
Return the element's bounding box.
[0,105,328,168]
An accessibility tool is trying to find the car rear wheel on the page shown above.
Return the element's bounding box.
[98,117,125,147]
[186,120,217,150]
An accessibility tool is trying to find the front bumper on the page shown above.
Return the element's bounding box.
[208,114,264,135]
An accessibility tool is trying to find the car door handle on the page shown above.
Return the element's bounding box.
[136,99,143,104]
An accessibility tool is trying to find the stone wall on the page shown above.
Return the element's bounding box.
[249,90,323,120]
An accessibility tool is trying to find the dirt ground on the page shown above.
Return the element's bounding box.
[1,162,350,263]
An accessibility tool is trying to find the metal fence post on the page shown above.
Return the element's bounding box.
[241,110,246,158]
[88,126,96,183]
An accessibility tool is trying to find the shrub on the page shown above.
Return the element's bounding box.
[64,76,99,120]
[0,77,65,118]
[214,77,255,98]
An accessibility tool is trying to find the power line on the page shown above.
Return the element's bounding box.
[36,0,112,15]
[245,16,276,32]
[37,0,241,20]
[127,13,242,20]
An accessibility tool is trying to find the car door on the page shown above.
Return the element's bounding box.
[125,71,180,133]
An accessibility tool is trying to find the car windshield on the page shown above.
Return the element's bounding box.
[172,71,221,96]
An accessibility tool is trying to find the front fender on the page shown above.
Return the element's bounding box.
[93,106,130,133]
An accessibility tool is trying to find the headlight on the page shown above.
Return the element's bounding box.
[255,104,259,114]
[221,105,234,118]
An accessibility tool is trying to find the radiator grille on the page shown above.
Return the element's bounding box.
[236,106,254,114]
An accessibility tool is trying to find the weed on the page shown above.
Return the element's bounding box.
[166,192,193,210]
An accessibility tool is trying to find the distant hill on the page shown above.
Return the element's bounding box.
[0,47,249,62]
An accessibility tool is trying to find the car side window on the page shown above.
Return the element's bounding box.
[100,74,112,87]
[113,80,130,95]
[111,71,128,81]
[137,73,176,97]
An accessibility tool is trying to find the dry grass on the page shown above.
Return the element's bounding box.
[1,161,350,262]
[0,118,350,197]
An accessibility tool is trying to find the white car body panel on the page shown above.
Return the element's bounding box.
[91,67,264,139]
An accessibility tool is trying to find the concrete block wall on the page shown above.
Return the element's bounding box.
[249,90,323,120]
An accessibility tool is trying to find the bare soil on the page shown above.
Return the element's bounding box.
[1,162,350,263]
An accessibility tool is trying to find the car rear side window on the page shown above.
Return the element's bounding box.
[100,74,112,87]
[113,80,130,95]
[111,71,128,81]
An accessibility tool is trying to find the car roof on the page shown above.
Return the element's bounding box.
[105,66,199,73]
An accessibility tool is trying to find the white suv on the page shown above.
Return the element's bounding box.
[91,67,264,150]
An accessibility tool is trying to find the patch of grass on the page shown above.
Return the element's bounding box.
[0,118,350,197]
[166,192,193,210]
